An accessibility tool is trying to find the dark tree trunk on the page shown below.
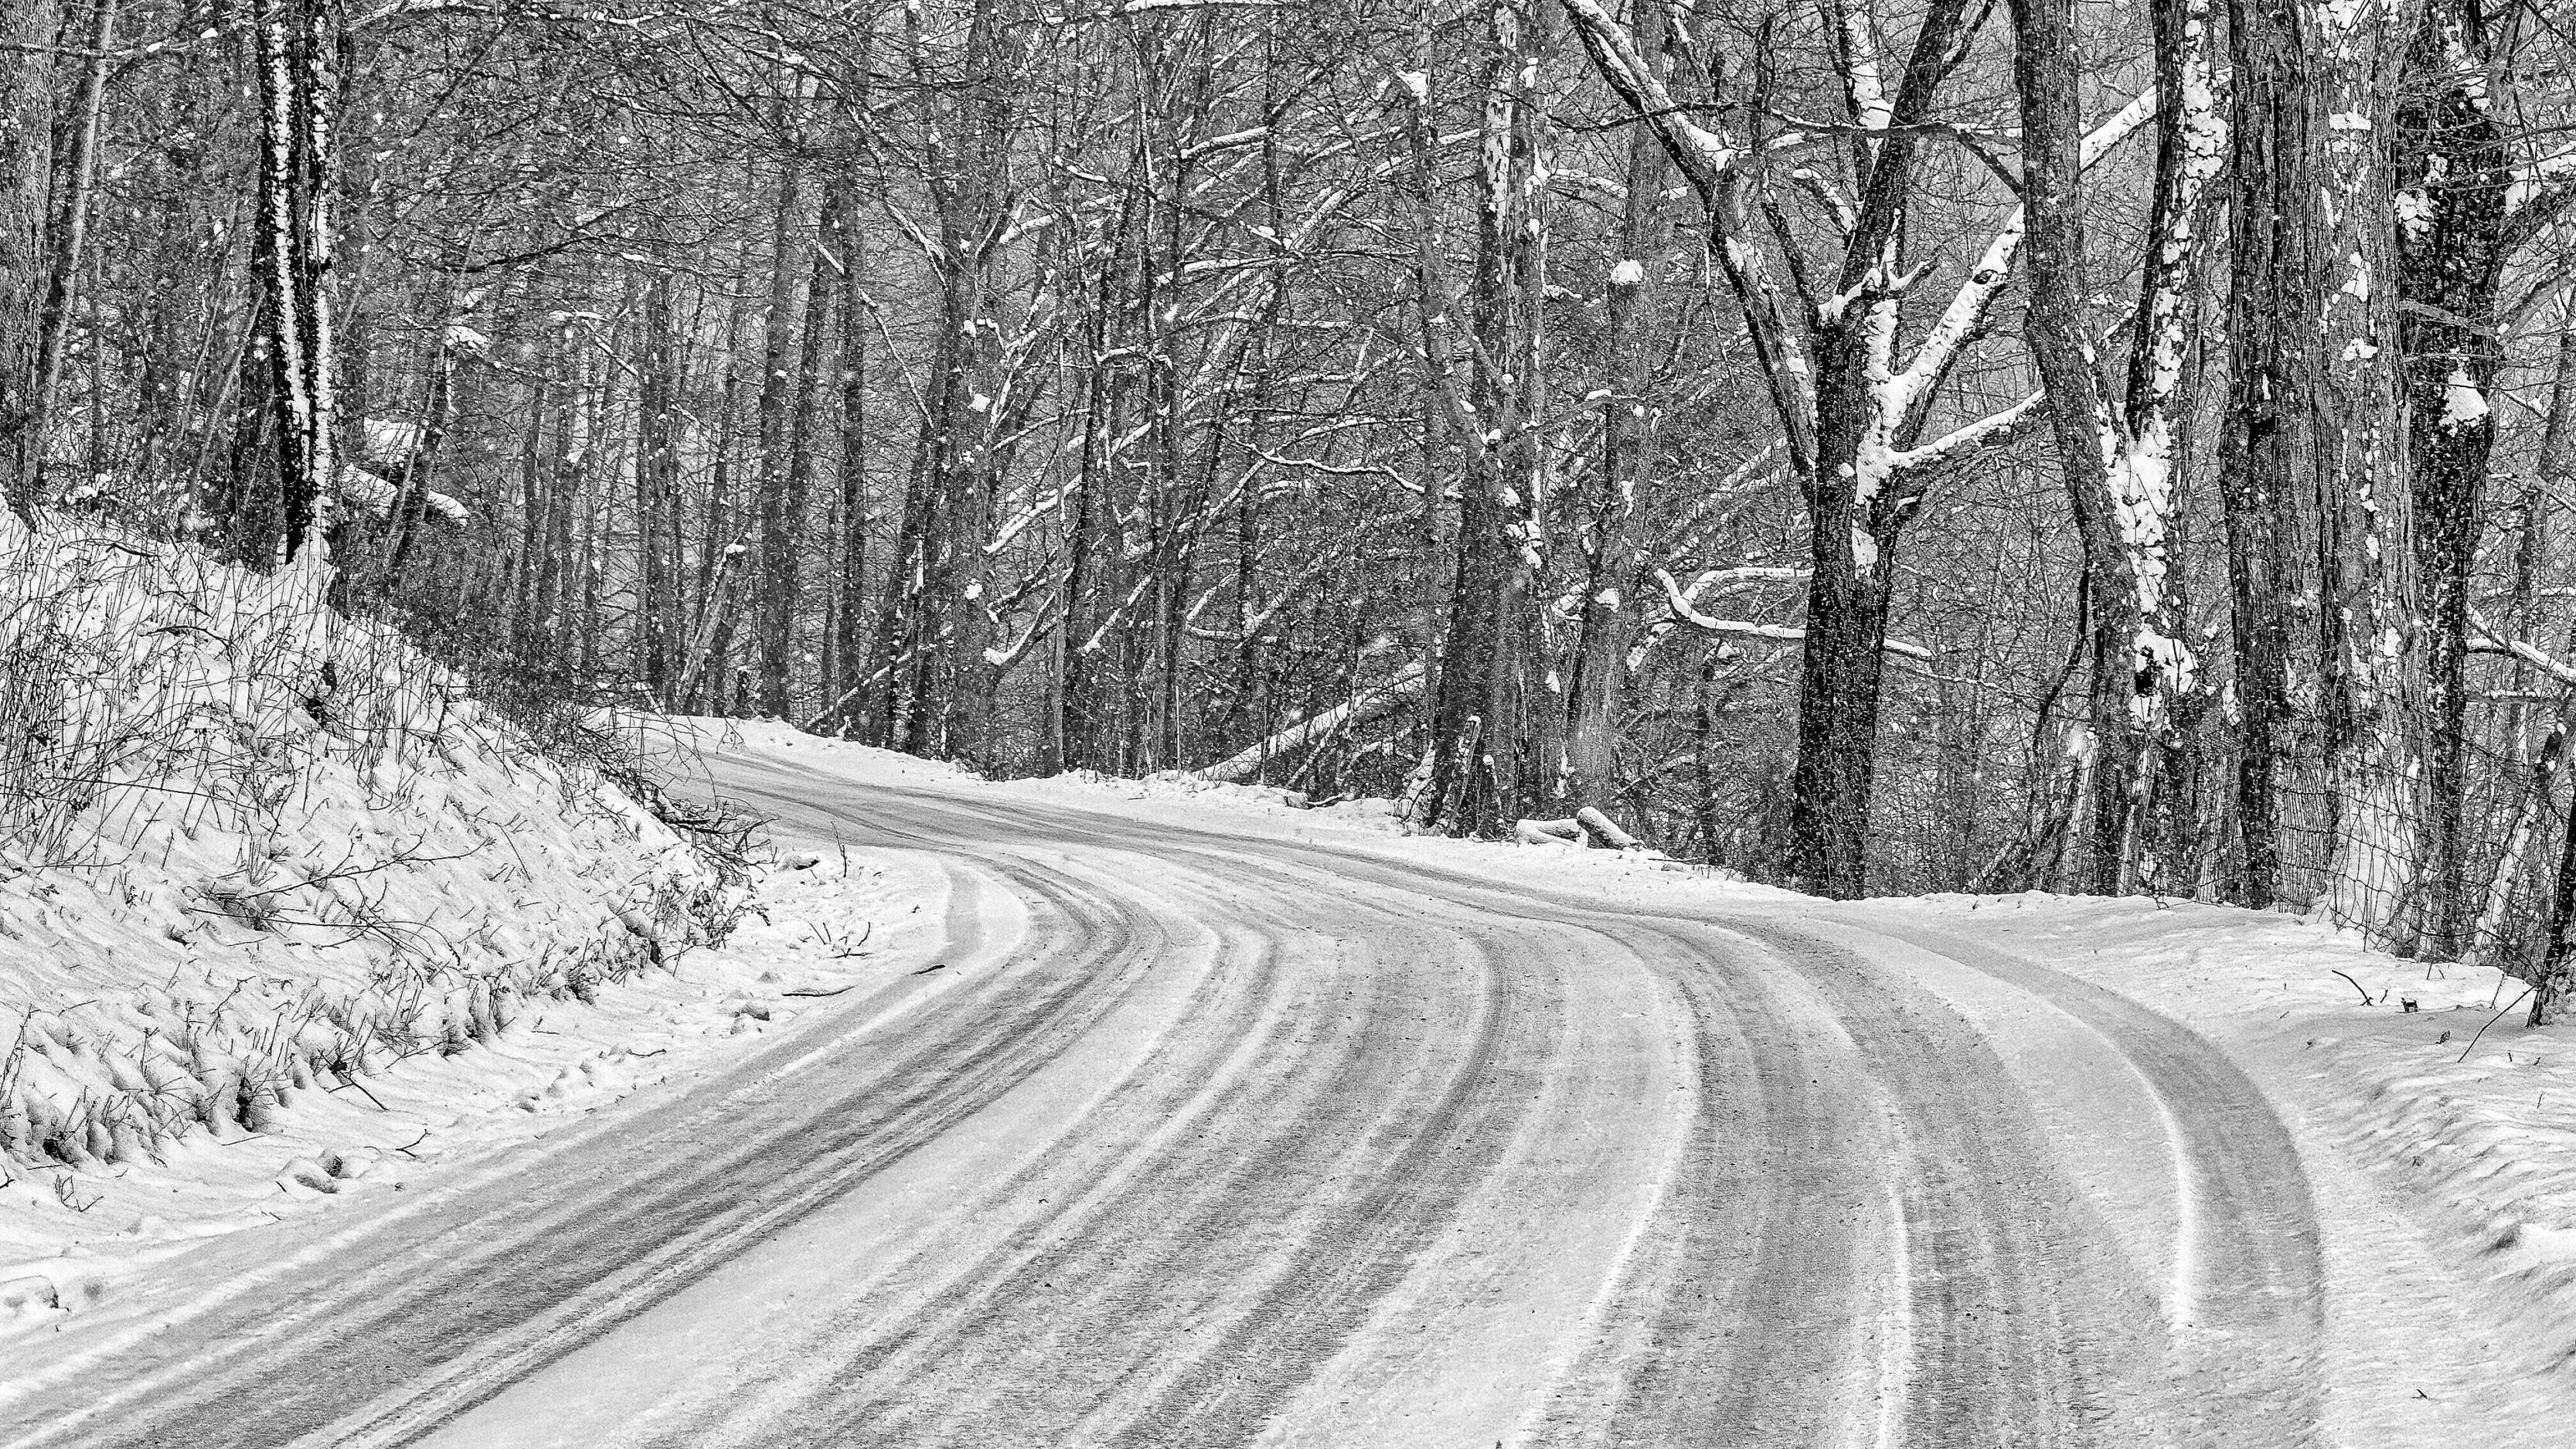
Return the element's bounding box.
[2397,0,2512,957]
[2010,0,2137,896]
[26,0,114,509]
[825,117,870,733]
[1422,0,1548,838]
[1787,546,1894,897]
[2220,0,2417,930]
[1057,161,1144,771]
[376,326,461,594]
[753,158,805,716]
[2220,0,2334,910]
[636,253,684,694]
[766,179,842,719]
[0,0,56,522]
[2531,726,2576,1026]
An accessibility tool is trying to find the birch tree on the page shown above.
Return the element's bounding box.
[225,0,343,566]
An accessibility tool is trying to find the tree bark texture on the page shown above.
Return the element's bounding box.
[1563,0,1672,814]
[226,0,342,568]
[1422,0,1549,838]
[2221,0,2336,910]
[754,156,806,716]
[0,0,55,522]
[2009,0,2137,896]
[2396,0,2512,955]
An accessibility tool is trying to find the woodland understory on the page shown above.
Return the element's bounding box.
[12,0,2576,1015]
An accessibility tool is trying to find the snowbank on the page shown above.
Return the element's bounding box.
[0,516,742,1270]
[0,845,933,1344]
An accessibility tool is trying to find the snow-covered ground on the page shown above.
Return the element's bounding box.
[15,687,2576,1440]
[0,522,786,1336]
[669,719,2576,1421]
[0,846,942,1341]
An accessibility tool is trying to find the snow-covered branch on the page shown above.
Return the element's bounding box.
[1892,390,2047,474]
[1559,0,1738,191]
[1656,570,1931,658]
[2471,612,2576,687]
[1894,88,2156,428]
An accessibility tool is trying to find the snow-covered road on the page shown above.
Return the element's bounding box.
[0,746,2525,1447]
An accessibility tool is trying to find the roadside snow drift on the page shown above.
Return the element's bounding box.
[0,515,738,1198]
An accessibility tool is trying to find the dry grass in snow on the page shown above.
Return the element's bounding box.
[0,517,768,1332]
[0,845,940,1345]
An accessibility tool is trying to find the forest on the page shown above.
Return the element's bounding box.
[5,0,2575,999]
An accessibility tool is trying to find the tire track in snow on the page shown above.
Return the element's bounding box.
[1536,930,1892,1447]
[1843,919,2327,1448]
[1723,919,2174,1447]
[1096,925,1530,1449]
[5,771,2336,1448]
[6,842,1170,1449]
[952,814,2177,1447]
[1178,825,2321,1447]
[670,863,1553,1447]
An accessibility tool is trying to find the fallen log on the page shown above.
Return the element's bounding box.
[1514,810,1648,851]
[1195,662,1428,784]
[1574,806,1642,851]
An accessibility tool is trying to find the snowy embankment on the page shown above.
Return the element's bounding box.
[0,519,886,1334]
[686,723,2576,1397]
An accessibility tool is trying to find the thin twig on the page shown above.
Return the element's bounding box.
[2459,988,2536,1063]
[2329,969,2375,1005]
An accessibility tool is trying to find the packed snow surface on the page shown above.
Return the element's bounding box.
[5,710,2574,1448]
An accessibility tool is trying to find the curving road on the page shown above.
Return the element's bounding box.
[0,757,2329,1448]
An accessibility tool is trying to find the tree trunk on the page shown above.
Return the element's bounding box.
[754,157,806,716]
[1788,550,1896,898]
[636,251,684,695]
[2530,731,2576,1026]
[2010,0,2137,896]
[247,0,342,566]
[26,0,114,509]
[1057,156,1144,771]
[766,177,842,719]
[2125,0,2224,893]
[2221,0,2335,910]
[2396,0,2511,956]
[1568,0,1998,898]
[2313,0,2421,944]
[0,0,56,521]
[1564,0,1671,814]
[1422,0,1549,838]
[376,325,461,592]
[2223,0,2420,930]
[825,95,871,733]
